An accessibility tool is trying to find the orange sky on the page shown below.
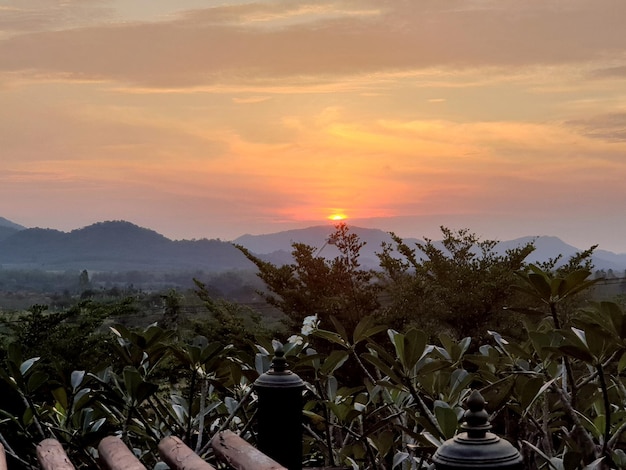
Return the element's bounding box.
[1,1,626,251]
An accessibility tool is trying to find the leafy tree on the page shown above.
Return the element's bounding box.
[235,223,380,334]
[377,227,535,340]
[159,289,183,331]
[193,279,275,349]
[79,269,90,290]
[0,299,138,375]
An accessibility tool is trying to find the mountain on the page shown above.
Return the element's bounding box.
[0,217,25,230]
[234,225,418,268]
[1,219,625,273]
[236,227,626,272]
[0,220,253,272]
[0,216,25,242]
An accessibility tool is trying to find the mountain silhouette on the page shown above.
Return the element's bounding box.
[0,217,624,272]
[0,216,25,242]
[0,220,253,272]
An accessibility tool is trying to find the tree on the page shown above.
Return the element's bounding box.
[377,227,535,340]
[235,223,380,333]
[79,269,90,290]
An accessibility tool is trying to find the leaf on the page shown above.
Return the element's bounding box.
[558,345,594,363]
[388,330,405,366]
[417,359,451,376]
[521,378,557,417]
[314,329,348,348]
[392,451,410,469]
[582,457,605,470]
[330,316,349,344]
[352,316,386,344]
[527,272,551,301]
[402,328,427,370]
[434,403,458,440]
[455,337,472,361]
[551,278,565,298]
[611,450,626,469]
[448,368,472,397]
[71,370,86,392]
[519,377,544,410]
[255,353,271,374]
[26,370,48,394]
[320,350,349,376]
[479,375,516,411]
[523,440,562,469]
[361,353,404,384]
[19,357,40,376]
[52,387,68,411]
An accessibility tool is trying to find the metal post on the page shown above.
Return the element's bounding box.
[432,390,524,469]
[254,347,304,470]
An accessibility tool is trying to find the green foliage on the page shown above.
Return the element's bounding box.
[0,299,135,375]
[193,278,278,349]
[377,227,535,339]
[236,223,381,333]
[2,227,625,470]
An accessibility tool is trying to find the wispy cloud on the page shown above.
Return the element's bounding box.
[2,1,625,88]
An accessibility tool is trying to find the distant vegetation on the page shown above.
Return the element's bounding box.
[1,224,626,469]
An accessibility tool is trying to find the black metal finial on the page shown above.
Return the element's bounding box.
[461,390,491,438]
[432,389,524,469]
[270,346,288,373]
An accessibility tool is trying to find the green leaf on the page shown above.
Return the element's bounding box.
[611,450,626,469]
[521,378,557,417]
[388,330,405,366]
[27,370,48,394]
[321,350,350,376]
[479,375,516,411]
[330,316,349,344]
[314,329,348,348]
[527,272,551,301]
[352,315,386,344]
[417,359,451,376]
[519,377,544,410]
[582,457,605,470]
[402,329,427,370]
[52,387,68,411]
[20,357,40,376]
[392,452,410,469]
[8,342,23,366]
[361,353,404,384]
[71,370,86,392]
[434,403,458,439]
[558,345,594,363]
[551,278,565,298]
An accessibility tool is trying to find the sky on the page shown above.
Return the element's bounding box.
[1,1,626,252]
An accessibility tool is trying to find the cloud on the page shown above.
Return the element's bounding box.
[591,65,626,79]
[0,1,114,36]
[1,0,626,88]
[567,113,626,142]
[232,96,271,104]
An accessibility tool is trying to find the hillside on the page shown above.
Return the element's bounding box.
[0,220,253,272]
[236,226,626,272]
[0,217,625,273]
[0,216,24,242]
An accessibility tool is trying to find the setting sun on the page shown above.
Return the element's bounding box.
[329,214,347,221]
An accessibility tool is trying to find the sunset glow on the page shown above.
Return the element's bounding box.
[2,1,626,251]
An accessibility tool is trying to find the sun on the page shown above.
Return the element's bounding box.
[328,213,347,221]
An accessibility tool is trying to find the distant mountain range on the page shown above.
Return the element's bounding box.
[1,217,625,273]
